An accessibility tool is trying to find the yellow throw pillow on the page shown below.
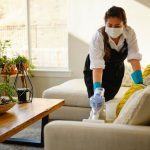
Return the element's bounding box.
[116,84,145,116]
[114,85,150,125]
[143,64,150,78]
[143,64,150,85]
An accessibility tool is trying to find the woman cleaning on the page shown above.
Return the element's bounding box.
[83,6,143,120]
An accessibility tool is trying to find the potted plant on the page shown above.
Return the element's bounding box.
[0,40,17,75]
[14,55,34,77]
[1,58,17,75]
[0,79,17,114]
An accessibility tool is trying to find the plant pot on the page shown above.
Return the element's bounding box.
[1,64,17,75]
[16,63,28,73]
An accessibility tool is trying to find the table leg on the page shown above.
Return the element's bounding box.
[3,115,49,147]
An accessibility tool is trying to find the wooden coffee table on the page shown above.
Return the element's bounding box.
[0,98,64,147]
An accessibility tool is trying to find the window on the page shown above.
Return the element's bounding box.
[0,0,28,57]
[0,0,68,70]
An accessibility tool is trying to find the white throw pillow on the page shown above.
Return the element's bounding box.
[113,85,150,125]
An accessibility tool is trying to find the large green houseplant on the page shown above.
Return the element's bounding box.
[0,40,17,113]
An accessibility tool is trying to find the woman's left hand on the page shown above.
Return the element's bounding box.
[131,70,143,84]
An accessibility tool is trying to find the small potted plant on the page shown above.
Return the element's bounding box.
[0,40,17,75]
[1,57,17,75]
[14,55,34,76]
[0,80,17,114]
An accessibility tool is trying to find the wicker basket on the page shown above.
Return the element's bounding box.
[0,102,16,114]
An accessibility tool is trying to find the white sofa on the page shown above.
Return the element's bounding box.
[42,77,150,150]
[44,121,150,150]
[42,79,129,122]
[42,64,135,122]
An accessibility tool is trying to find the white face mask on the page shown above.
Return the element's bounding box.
[105,26,123,38]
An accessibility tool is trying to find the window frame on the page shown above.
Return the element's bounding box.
[26,0,70,76]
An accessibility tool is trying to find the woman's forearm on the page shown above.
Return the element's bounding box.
[129,59,142,71]
[93,68,103,83]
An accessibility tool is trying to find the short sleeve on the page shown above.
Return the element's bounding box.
[89,31,105,69]
[126,27,142,61]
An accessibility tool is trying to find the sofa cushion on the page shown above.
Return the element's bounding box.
[143,64,150,86]
[105,87,129,122]
[43,79,90,108]
[44,121,150,150]
[49,106,91,121]
[116,84,145,116]
[114,85,150,125]
[104,87,129,122]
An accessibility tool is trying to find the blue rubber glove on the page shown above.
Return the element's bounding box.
[90,88,104,111]
[131,70,143,84]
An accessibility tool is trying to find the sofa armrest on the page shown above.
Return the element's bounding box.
[44,121,150,150]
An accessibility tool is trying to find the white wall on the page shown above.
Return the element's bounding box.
[69,0,150,67]
[32,33,89,97]
[32,0,150,97]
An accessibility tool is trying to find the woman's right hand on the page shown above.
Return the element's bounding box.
[90,88,104,112]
